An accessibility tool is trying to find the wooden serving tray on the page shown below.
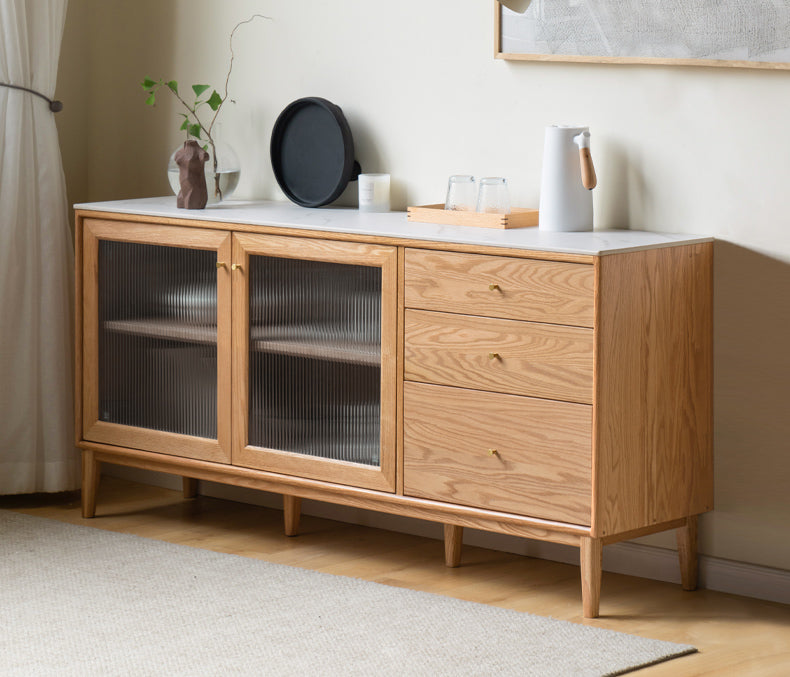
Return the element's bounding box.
[407,204,538,229]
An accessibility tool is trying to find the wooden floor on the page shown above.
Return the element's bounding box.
[3,476,789,676]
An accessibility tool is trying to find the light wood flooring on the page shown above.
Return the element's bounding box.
[3,476,788,676]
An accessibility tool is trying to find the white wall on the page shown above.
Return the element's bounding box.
[58,0,790,571]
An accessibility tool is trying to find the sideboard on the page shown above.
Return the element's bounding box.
[74,198,713,618]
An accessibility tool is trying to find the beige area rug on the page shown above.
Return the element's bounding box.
[0,510,695,676]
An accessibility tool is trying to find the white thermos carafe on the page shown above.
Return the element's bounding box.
[539,125,597,232]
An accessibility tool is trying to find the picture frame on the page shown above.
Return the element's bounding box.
[495,1,790,70]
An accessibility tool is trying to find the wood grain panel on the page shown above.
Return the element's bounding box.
[234,446,394,493]
[83,421,228,463]
[405,248,595,326]
[593,243,713,537]
[233,231,396,268]
[404,309,594,404]
[83,218,231,251]
[404,382,592,525]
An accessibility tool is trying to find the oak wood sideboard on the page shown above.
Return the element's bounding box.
[74,198,713,618]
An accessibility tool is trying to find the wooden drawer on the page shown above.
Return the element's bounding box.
[404,248,595,327]
[404,382,592,525]
[404,309,594,404]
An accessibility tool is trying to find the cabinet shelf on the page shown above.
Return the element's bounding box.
[250,327,380,366]
[103,320,381,366]
[103,318,217,345]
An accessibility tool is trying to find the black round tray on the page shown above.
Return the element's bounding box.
[270,97,360,208]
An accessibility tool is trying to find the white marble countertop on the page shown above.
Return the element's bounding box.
[75,197,713,256]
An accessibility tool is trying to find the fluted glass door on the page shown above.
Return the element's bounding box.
[98,241,217,437]
[81,221,232,463]
[232,234,397,492]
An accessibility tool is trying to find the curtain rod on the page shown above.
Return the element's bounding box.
[0,82,63,112]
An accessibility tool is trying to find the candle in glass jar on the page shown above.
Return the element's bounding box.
[358,173,391,212]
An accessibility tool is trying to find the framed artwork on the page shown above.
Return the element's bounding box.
[495,1,790,70]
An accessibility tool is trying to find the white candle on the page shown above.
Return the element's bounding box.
[358,173,391,213]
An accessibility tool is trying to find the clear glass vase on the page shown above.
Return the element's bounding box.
[168,138,240,204]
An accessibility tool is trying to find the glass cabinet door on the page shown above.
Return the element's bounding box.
[232,234,397,492]
[81,220,232,463]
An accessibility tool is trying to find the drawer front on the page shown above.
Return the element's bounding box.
[404,249,595,327]
[404,382,592,525]
[404,309,593,404]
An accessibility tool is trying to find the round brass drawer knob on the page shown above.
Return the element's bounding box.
[487,448,498,456]
[489,283,501,292]
[488,352,501,361]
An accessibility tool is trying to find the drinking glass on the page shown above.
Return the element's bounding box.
[476,177,511,214]
[444,175,477,211]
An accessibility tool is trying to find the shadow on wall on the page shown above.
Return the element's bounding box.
[596,138,649,230]
[56,0,180,216]
[87,0,177,202]
[712,241,790,567]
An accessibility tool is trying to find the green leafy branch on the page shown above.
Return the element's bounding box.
[141,14,270,200]
[141,79,223,142]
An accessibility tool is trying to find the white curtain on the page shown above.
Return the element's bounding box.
[0,0,78,493]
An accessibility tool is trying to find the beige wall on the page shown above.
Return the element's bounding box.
[58,0,790,571]
[56,0,89,225]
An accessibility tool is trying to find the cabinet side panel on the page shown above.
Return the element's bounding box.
[594,244,713,537]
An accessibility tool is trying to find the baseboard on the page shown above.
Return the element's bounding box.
[460,525,790,606]
[599,541,790,606]
[697,554,790,605]
[102,464,790,606]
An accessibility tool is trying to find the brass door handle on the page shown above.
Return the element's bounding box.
[231,263,242,271]
[216,261,227,269]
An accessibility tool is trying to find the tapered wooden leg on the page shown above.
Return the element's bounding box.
[182,477,199,499]
[444,524,463,568]
[283,495,302,537]
[81,449,101,519]
[580,536,602,618]
[677,515,699,591]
